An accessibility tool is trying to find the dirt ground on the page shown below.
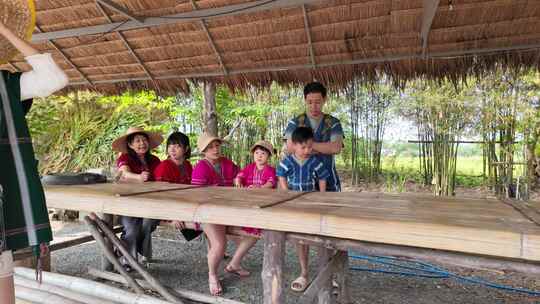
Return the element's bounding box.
[48,179,540,303]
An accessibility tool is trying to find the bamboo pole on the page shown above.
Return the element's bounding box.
[15,285,85,304]
[14,276,118,304]
[14,267,172,304]
[87,268,246,304]
[82,216,144,294]
[89,215,184,304]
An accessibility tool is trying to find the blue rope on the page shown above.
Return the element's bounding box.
[348,253,540,296]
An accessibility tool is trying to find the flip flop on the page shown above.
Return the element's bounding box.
[224,265,250,277]
[291,276,308,292]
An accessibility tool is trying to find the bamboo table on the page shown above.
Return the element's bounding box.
[44,183,540,304]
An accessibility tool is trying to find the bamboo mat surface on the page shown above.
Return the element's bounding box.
[44,183,540,262]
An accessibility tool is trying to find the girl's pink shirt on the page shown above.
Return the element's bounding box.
[236,163,277,188]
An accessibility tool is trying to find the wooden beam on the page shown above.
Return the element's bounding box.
[66,41,540,87]
[420,0,441,57]
[13,227,123,261]
[96,0,144,23]
[35,25,93,85]
[31,0,324,42]
[190,0,228,75]
[301,4,316,67]
[95,1,156,85]
[287,233,540,276]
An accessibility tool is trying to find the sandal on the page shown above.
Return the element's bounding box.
[291,276,308,292]
[224,265,250,277]
[208,275,223,296]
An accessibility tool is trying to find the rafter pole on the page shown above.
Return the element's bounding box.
[67,42,540,87]
[302,4,316,67]
[191,0,228,75]
[32,0,325,42]
[96,0,144,23]
[421,0,441,57]
[96,1,156,85]
[35,25,92,85]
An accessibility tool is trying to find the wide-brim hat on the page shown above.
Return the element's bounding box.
[197,133,224,152]
[250,140,276,156]
[0,0,36,64]
[112,127,163,154]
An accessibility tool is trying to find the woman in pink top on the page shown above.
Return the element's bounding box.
[191,134,258,296]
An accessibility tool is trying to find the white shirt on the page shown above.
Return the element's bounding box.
[19,53,69,101]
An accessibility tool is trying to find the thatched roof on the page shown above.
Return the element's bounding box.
[2,0,540,94]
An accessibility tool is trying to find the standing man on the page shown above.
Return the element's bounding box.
[0,2,69,302]
[283,81,344,291]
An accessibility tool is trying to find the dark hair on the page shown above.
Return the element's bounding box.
[303,82,327,99]
[253,145,271,156]
[291,127,314,144]
[166,132,191,159]
[126,132,153,167]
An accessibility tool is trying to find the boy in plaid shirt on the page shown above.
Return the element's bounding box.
[276,126,329,291]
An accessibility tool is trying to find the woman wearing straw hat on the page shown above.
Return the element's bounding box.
[112,127,163,268]
[0,1,69,302]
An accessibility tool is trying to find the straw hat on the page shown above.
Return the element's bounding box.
[250,140,276,155]
[112,127,163,154]
[197,133,224,152]
[0,0,36,64]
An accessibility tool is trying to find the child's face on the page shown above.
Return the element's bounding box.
[292,139,313,159]
[253,148,270,166]
[128,134,149,155]
[168,143,186,161]
[204,140,221,161]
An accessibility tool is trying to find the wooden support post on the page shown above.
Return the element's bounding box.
[316,247,332,303]
[203,82,218,136]
[335,251,351,304]
[262,230,286,304]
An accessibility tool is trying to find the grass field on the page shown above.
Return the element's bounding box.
[338,155,528,189]
[382,156,485,176]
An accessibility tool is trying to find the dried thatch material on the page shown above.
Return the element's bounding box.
[2,0,540,94]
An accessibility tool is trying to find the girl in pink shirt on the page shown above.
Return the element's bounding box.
[234,140,277,189]
[191,134,258,296]
[234,141,277,236]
